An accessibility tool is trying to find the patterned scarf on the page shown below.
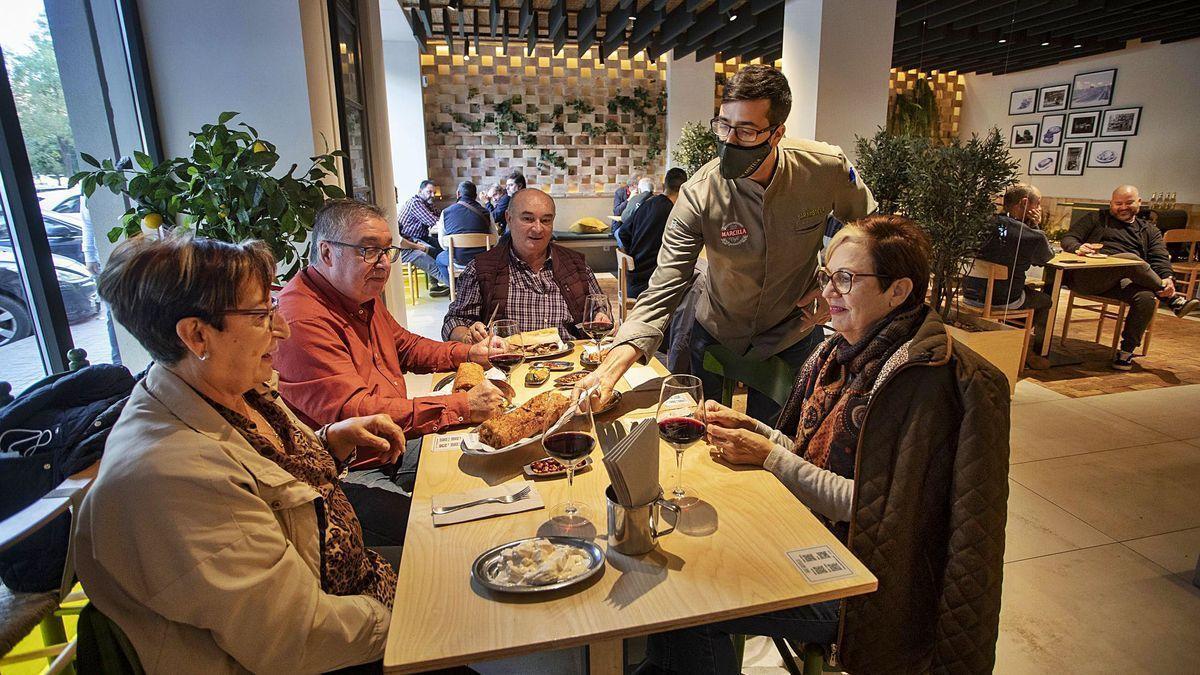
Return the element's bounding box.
[781,304,928,486]
[206,392,396,607]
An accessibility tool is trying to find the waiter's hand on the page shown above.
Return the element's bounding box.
[575,343,639,411]
[796,287,830,326]
[327,414,406,465]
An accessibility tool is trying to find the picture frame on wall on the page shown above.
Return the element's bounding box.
[1065,111,1100,138]
[1029,150,1059,176]
[1101,106,1141,137]
[1040,114,1065,147]
[1087,140,1126,168]
[1037,84,1070,112]
[1071,68,1116,108]
[1009,88,1037,115]
[1060,142,1087,175]
[1011,123,1039,148]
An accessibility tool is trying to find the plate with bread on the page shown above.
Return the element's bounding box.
[461,391,575,455]
[433,362,517,400]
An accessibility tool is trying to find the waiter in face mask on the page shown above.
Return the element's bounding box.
[578,65,876,424]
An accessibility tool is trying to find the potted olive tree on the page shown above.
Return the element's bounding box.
[70,111,345,282]
[671,121,718,176]
[856,127,1025,389]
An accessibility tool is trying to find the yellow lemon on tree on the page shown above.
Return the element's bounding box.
[252,141,268,153]
[142,213,163,230]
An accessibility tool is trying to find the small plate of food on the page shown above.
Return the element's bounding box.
[553,371,590,389]
[471,536,604,593]
[523,455,594,478]
[542,360,575,372]
[461,391,573,455]
[521,340,574,360]
[579,340,613,369]
[433,362,516,400]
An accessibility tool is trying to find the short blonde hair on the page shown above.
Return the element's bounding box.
[826,214,931,308]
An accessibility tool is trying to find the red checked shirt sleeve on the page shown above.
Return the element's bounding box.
[276,316,471,452]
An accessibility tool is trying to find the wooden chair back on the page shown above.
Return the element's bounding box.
[615,249,635,322]
[446,233,499,300]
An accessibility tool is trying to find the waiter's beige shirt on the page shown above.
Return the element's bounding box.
[615,138,875,359]
[73,365,390,674]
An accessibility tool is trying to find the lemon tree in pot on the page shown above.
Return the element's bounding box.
[69,111,345,281]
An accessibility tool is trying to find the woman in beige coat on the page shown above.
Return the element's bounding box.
[74,234,408,674]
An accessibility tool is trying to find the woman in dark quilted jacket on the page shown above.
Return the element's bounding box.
[638,215,1011,674]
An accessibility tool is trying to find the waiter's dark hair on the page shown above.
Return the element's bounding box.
[665,168,688,193]
[722,65,792,126]
[835,215,931,309]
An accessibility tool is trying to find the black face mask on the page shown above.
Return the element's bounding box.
[717,137,774,180]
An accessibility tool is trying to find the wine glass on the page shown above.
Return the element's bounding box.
[487,319,524,383]
[656,374,706,507]
[541,395,596,526]
[582,294,614,349]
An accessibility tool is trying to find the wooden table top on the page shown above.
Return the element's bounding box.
[384,344,877,673]
[1047,251,1146,269]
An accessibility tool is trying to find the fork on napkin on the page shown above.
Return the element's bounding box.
[430,482,544,526]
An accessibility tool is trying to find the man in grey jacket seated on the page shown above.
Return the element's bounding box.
[1062,184,1198,370]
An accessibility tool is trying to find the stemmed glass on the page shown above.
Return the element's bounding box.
[487,319,524,383]
[656,375,706,507]
[541,395,596,526]
[582,294,614,349]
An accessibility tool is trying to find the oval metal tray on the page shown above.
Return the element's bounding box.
[471,536,604,594]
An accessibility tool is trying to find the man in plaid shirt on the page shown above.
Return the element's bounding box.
[398,179,450,296]
[442,189,603,343]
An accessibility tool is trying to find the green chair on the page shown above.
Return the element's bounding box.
[76,603,143,674]
[701,344,798,410]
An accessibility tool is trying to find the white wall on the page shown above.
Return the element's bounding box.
[666,54,716,169]
[384,39,429,204]
[960,39,1200,203]
[781,0,823,138]
[813,0,894,154]
[136,0,318,173]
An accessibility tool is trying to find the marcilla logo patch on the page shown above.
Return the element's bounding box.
[720,221,749,246]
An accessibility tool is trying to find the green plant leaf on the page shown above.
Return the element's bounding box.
[321,184,346,199]
[218,111,238,125]
[133,150,154,171]
[80,152,100,168]
[107,226,124,243]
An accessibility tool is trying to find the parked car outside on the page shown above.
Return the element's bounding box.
[0,247,99,346]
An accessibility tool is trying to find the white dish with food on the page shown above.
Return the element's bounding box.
[471,536,604,593]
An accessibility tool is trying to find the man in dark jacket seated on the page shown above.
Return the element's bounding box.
[442,188,604,343]
[1062,184,1199,370]
[488,171,525,233]
[963,184,1054,369]
[617,167,687,299]
[434,180,495,281]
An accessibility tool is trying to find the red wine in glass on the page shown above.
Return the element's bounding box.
[489,353,524,374]
[544,431,595,463]
[581,319,614,341]
[658,417,706,445]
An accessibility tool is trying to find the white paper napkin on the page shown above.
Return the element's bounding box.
[430,482,544,526]
[600,418,661,507]
[621,365,662,392]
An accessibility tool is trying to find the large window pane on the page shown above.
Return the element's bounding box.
[0,0,152,393]
[0,194,51,391]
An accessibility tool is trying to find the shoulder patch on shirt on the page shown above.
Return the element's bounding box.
[719,221,749,246]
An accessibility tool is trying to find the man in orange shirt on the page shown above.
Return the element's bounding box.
[275,199,506,545]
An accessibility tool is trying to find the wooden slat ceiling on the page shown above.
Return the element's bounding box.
[398,0,1200,72]
[894,0,1200,75]
[396,0,784,63]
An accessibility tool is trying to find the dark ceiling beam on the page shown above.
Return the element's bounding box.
[926,0,1036,31]
[456,5,467,54]
[741,35,783,62]
[972,42,1120,74]
[656,5,695,46]
[1139,20,1200,43]
[895,0,944,25]
[749,0,784,14]
[686,0,705,10]
[630,5,665,43]
[679,6,726,52]
[602,2,634,42]
[976,0,1100,34]
[442,6,454,52]
[549,1,566,38]
[717,0,738,13]
[577,2,600,47]
[518,0,532,37]
[647,33,673,60]
[473,8,481,55]
[489,0,499,37]
[708,6,781,52]
[407,7,429,52]
[502,7,510,50]
[1065,6,1196,43]
[526,9,538,55]
[897,0,996,28]
[418,0,434,34]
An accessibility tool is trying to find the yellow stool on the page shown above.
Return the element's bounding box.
[401,262,428,305]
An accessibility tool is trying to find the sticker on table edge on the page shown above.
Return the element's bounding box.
[787,545,855,584]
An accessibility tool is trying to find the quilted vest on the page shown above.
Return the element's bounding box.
[473,240,590,329]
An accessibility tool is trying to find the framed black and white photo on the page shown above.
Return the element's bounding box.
[1101,106,1141,137]
[1060,142,1087,175]
[1087,140,1126,168]
[1009,88,1037,115]
[1065,111,1100,138]
[1039,114,1065,147]
[1071,68,1116,108]
[1028,151,1059,176]
[1011,123,1039,148]
[1037,84,1070,112]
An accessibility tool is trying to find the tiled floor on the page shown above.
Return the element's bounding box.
[400,295,1200,674]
